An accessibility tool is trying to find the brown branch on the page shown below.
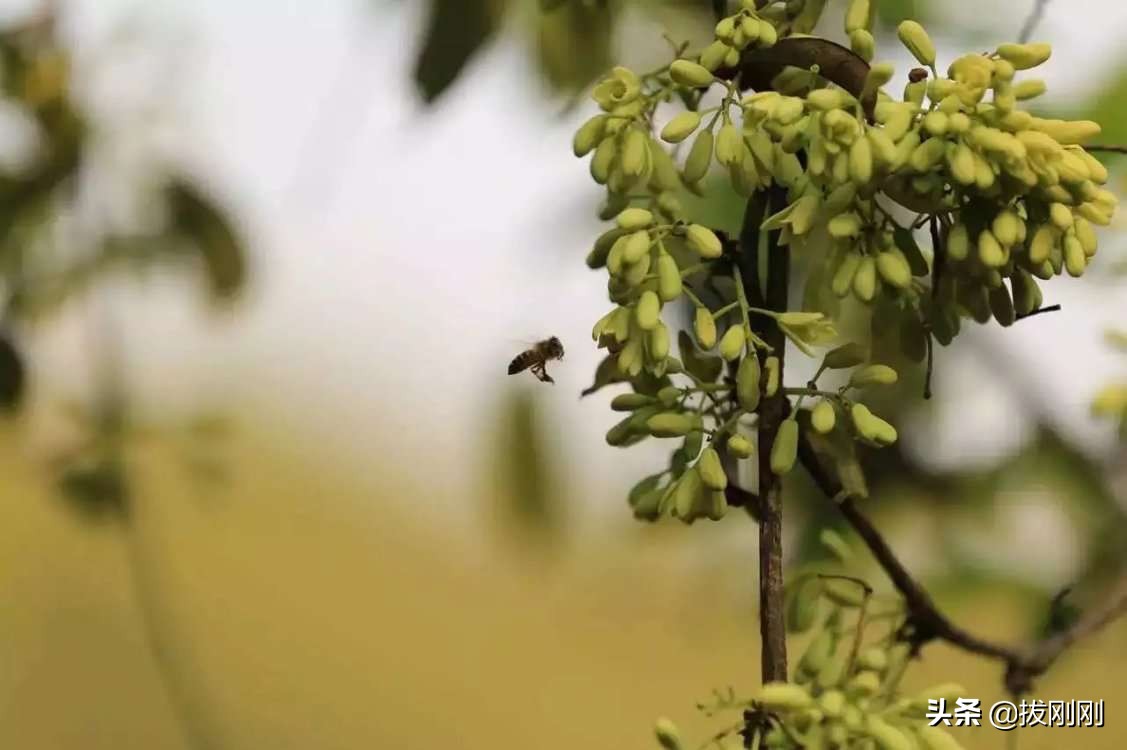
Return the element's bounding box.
[1086,145,1127,155]
[796,433,1127,694]
[739,187,790,682]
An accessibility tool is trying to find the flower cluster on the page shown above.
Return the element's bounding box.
[575,0,1117,529]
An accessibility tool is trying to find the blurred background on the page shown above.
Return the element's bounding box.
[1,0,1126,748]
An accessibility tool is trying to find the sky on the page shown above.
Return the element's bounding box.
[11,0,1127,533]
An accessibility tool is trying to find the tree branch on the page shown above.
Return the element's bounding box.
[1018,0,1050,43]
[797,432,1127,694]
[739,187,790,683]
[1086,145,1127,155]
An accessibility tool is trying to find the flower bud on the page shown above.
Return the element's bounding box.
[1049,202,1074,230]
[1030,117,1100,145]
[1029,223,1057,264]
[764,356,779,397]
[996,42,1051,70]
[897,21,936,67]
[992,209,1022,246]
[728,433,754,458]
[698,40,731,72]
[616,207,654,230]
[647,412,696,437]
[850,364,898,387]
[1064,234,1086,277]
[719,325,746,361]
[812,399,836,434]
[573,115,609,157]
[635,290,661,330]
[850,29,875,61]
[655,254,682,302]
[852,255,878,302]
[916,726,966,750]
[771,419,799,475]
[806,88,845,111]
[685,224,723,258]
[654,718,682,750]
[844,0,871,32]
[669,59,714,88]
[756,682,813,711]
[947,142,976,185]
[621,129,648,177]
[590,137,617,184]
[611,393,655,411]
[865,716,912,750]
[697,447,727,490]
[977,229,1006,267]
[832,253,861,297]
[622,230,652,264]
[715,123,744,166]
[660,112,701,146]
[876,251,912,289]
[650,321,670,360]
[849,136,874,186]
[683,129,714,183]
[737,354,762,411]
[1013,78,1046,100]
[850,403,897,446]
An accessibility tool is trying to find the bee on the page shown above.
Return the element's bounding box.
[508,336,565,384]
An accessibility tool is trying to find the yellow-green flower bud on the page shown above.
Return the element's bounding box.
[978,229,1006,267]
[849,136,874,186]
[916,726,966,750]
[812,399,836,434]
[1049,202,1074,230]
[850,364,898,387]
[799,630,834,675]
[865,715,912,750]
[996,42,1051,70]
[699,40,731,72]
[1013,78,1046,100]
[823,578,866,607]
[897,21,936,67]
[844,0,871,32]
[686,309,715,353]
[1075,217,1098,256]
[573,115,609,157]
[756,682,813,711]
[621,129,648,177]
[987,283,1014,327]
[658,386,681,408]
[757,20,778,47]
[857,647,888,673]
[947,142,976,185]
[828,212,863,239]
[850,29,875,61]
[683,129,714,184]
[655,255,682,303]
[654,717,682,750]
[1030,117,1101,145]
[661,111,701,144]
[635,290,661,330]
[992,210,1022,246]
[818,690,846,718]
[1074,148,1109,183]
[1010,268,1042,316]
[737,354,762,411]
[647,412,695,437]
[616,207,654,230]
[716,122,744,166]
[728,433,754,458]
[590,137,617,184]
[771,419,799,475]
[1064,234,1086,276]
[685,224,723,258]
[611,393,655,411]
[650,321,670,360]
[848,670,882,697]
[876,251,912,289]
[852,255,877,302]
[945,222,969,261]
[719,325,746,361]
[1029,224,1057,264]
[764,356,779,397]
[806,88,845,111]
[948,112,971,133]
[622,230,652,264]
[824,341,867,369]
[697,447,727,490]
[673,466,703,520]
[909,137,946,172]
[922,111,949,136]
[669,59,714,88]
[832,253,861,297]
[850,403,897,445]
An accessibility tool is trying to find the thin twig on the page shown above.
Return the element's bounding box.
[1086,145,1127,155]
[1015,303,1062,321]
[796,433,1127,695]
[1018,0,1049,43]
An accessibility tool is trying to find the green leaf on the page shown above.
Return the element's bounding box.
[535,0,616,94]
[893,226,929,277]
[494,388,562,537]
[166,178,247,301]
[414,0,506,104]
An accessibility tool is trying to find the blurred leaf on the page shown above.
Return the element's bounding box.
[0,331,25,413]
[414,0,507,104]
[535,0,617,94]
[892,226,929,277]
[495,388,562,538]
[874,0,928,27]
[1079,60,1127,147]
[58,454,128,521]
[166,178,247,302]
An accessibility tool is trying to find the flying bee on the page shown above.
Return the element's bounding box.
[508,336,565,384]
